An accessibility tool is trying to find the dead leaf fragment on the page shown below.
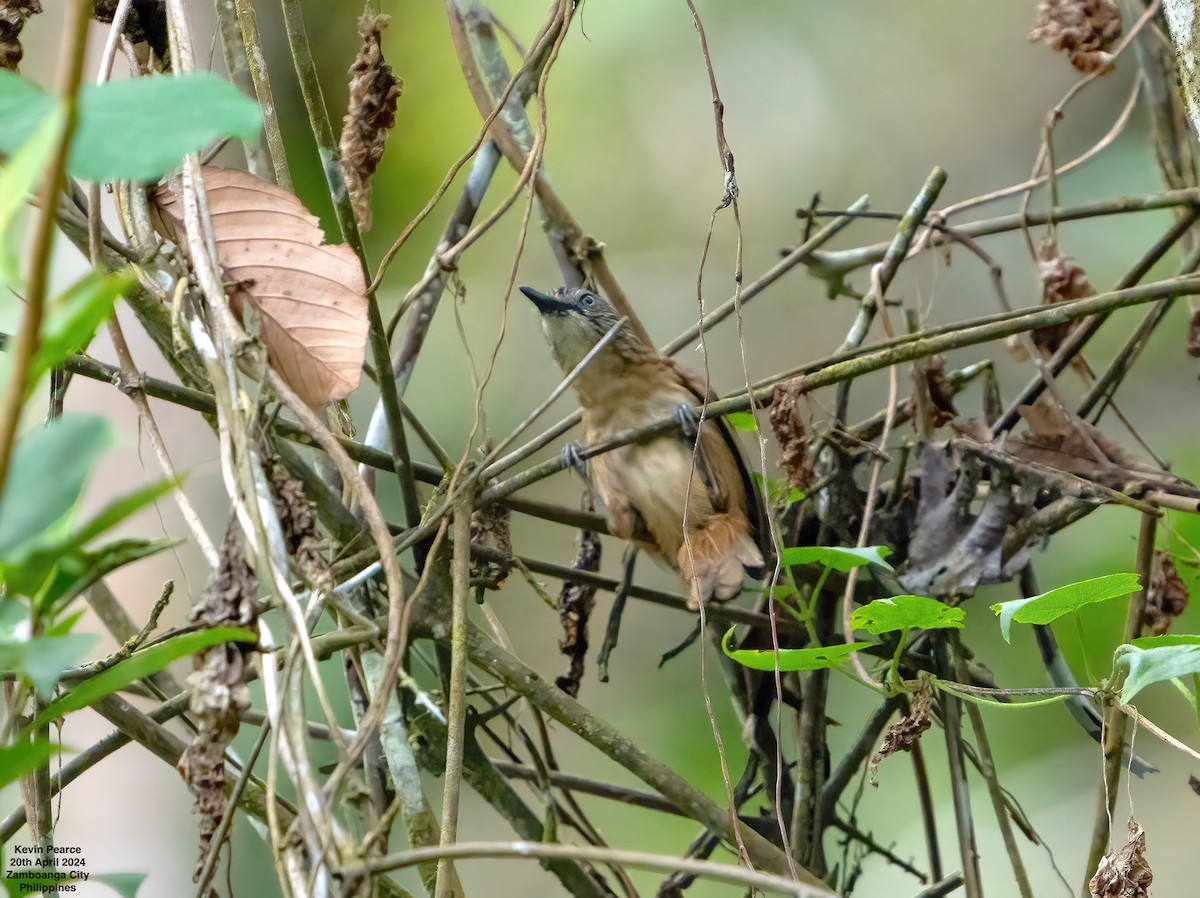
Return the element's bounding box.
[340,10,401,231]
[94,0,169,69]
[1145,550,1188,636]
[1030,0,1121,74]
[1188,308,1200,358]
[153,167,370,407]
[180,528,257,885]
[556,503,602,698]
[1089,820,1152,898]
[1012,397,1187,490]
[870,678,932,785]
[1032,236,1094,355]
[769,380,813,492]
[0,0,40,71]
[470,501,513,590]
[920,355,959,428]
[269,462,331,593]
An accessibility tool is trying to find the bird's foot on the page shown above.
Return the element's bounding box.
[561,441,588,476]
[674,404,701,441]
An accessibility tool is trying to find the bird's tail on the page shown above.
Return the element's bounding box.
[678,513,765,610]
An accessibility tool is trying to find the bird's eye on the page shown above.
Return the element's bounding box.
[581,294,595,306]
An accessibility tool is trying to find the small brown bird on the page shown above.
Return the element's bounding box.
[521,285,765,608]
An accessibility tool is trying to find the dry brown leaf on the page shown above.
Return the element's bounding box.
[769,380,813,492]
[1188,308,1200,358]
[555,494,602,698]
[1089,820,1152,898]
[181,528,257,885]
[470,501,513,590]
[269,462,331,593]
[1030,0,1121,74]
[0,0,40,71]
[1145,550,1189,636]
[340,10,402,231]
[94,0,169,68]
[153,167,369,408]
[1032,236,1094,355]
[869,678,932,786]
[921,355,959,428]
[1012,399,1170,490]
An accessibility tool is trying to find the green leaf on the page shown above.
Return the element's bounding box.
[39,537,181,614]
[989,573,1140,643]
[92,873,149,898]
[29,270,135,384]
[31,626,257,730]
[0,71,57,153]
[69,479,178,548]
[781,545,893,572]
[7,479,177,599]
[725,411,758,432]
[1130,634,1200,649]
[0,108,63,288]
[721,626,873,671]
[0,600,97,699]
[752,473,803,505]
[0,71,261,183]
[1117,642,1200,703]
[72,72,262,182]
[850,595,964,634]
[0,415,117,564]
[0,598,27,639]
[20,633,99,699]
[0,737,51,791]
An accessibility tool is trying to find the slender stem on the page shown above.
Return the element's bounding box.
[911,873,967,898]
[213,0,275,181]
[0,0,90,491]
[940,635,983,898]
[956,653,1032,898]
[811,187,1200,275]
[1081,512,1155,895]
[232,0,292,188]
[910,741,942,883]
[434,486,474,898]
[278,0,420,531]
[351,840,834,897]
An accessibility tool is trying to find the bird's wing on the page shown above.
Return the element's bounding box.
[674,364,769,565]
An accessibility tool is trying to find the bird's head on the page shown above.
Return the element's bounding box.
[519,285,633,370]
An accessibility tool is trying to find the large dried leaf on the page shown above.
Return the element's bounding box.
[900,441,1035,597]
[1012,399,1192,496]
[153,167,368,407]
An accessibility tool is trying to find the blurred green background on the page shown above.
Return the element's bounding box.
[7,1,1200,896]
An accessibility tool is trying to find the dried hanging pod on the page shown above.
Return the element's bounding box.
[1029,0,1122,74]
[340,10,402,231]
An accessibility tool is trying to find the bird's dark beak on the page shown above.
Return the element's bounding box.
[520,286,568,315]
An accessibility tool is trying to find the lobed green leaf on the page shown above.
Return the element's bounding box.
[850,594,964,634]
[781,544,893,572]
[721,626,873,671]
[990,573,1140,643]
